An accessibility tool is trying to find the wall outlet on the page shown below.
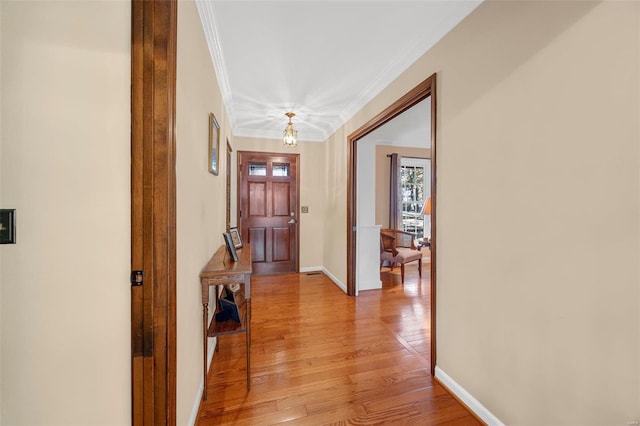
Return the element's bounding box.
[301,206,309,213]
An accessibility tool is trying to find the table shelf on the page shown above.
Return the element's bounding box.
[208,298,247,337]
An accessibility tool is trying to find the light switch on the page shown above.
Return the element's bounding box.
[301,206,309,214]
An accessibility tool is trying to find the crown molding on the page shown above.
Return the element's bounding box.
[195,0,481,145]
[196,0,236,127]
[195,0,438,143]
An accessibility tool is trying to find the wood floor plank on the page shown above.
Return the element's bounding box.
[361,385,445,414]
[302,372,437,416]
[277,369,429,413]
[347,357,425,383]
[198,399,277,423]
[344,404,425,425]
[280,404,368,426]
[196,264,483,425]
[231,405,309,426]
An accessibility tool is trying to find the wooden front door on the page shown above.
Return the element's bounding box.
[238,151,300,275]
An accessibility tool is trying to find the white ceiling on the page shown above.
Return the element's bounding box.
[361,97,431,149]
[196,1,481,143]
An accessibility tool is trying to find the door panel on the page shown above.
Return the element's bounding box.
[249,182,267,216]
[249,227,267,263]
[272,182,290,216]
[239,151,299,275]
[272,227,291,261]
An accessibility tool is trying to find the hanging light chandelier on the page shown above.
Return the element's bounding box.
[283,112,298,147]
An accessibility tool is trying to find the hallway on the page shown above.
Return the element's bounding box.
[196,265,481,425]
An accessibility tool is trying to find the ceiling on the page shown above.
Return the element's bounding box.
[196,1,481,143]
[361,97,431,149]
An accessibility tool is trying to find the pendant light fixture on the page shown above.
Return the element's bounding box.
[283,112,297,147]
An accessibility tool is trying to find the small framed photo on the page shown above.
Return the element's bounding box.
[229,227,243,249]
[0,209,16,244]
[223,232,238,262]
[208,112,220,175]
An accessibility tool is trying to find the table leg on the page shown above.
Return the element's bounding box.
[202,302,208,400]
[246,299,251,391]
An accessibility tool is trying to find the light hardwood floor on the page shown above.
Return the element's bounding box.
[196,262,482,425]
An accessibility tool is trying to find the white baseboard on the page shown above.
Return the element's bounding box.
[358,279,382,291]
[435,366,504,426]
[300,266,323,273]
[321,267,347,293]
[188,337,217,426]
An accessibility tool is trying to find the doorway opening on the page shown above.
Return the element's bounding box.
[347,74,437,374]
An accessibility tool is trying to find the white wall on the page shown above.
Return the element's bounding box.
[177,1,232,423]
[0,1,131,423]
[324,1,640,423]
[355,225,381,293]
[355,139,380,291]
[357,140,376,227]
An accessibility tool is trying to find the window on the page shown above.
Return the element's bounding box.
[272,163,289,177]
[248,163,267,176]
[400,158,430,239]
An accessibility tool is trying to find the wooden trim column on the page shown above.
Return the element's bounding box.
[429,76,437,378]
[131,0,177,424]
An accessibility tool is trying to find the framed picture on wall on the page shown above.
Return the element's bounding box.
[209,112,220,175]
[229,227,243,249]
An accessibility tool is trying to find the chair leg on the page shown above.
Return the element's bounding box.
[401,264,405,283]
[418,258,422,277]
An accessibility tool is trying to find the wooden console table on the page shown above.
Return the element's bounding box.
[200,243,252,400]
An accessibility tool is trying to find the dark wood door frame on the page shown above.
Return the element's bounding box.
[226,140,233,232]
[131,0,177,423]
[347,74,437,375]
